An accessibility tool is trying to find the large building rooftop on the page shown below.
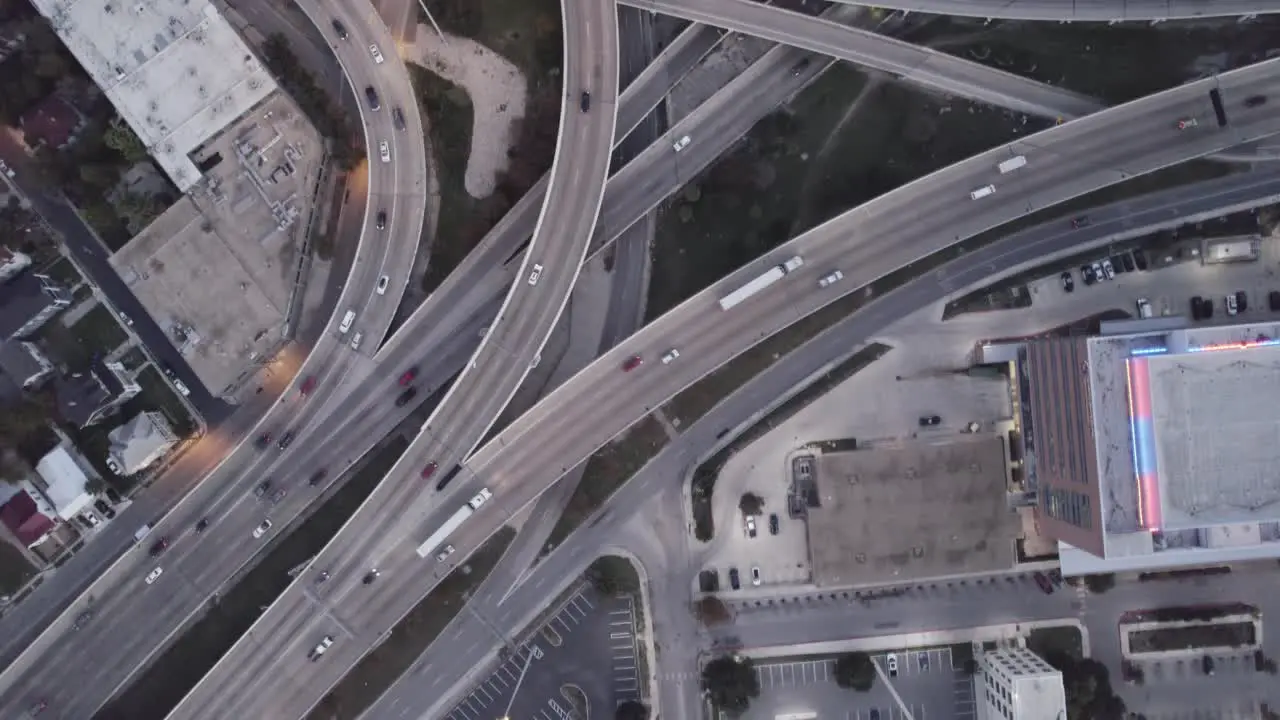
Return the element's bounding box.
[31,0,276,191]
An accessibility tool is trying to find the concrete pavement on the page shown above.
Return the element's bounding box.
[825,0,1280,22]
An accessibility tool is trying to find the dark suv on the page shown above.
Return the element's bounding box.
[331,19,349,39]
[392,106,407,130]
[277,431,295,450]
[580,91,590,112]
[376,210,387,230]
[364,86,381,111]
[149,537,169,558]
[395,386,418,408]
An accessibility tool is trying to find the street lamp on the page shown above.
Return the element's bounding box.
[499,644,542,719]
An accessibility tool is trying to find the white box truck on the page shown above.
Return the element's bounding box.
[997,155,1027,174]
[415,488,494,559]
[718,256,804,311]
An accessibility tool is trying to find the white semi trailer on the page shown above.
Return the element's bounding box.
[717,256,804,311]
[415,488,493,559]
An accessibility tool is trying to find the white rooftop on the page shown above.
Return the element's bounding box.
[34,445,93,520]
[31,0,276,191]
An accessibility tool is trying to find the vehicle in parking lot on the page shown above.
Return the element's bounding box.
[919,414,941,427]
[149,537,169,557]
[80,513,100,529]
[1226,293,1239,315]
[277,431,295,450]
[309,635,335,661]
[769,513,779,535]
[308,470,327,486]
[399,367,418,385]
[1236,290,1248,313]
[819,270,843,288]
[395,386,418,407]
[1100,258,1115,280]
[745,515,757,538]
[1070,215,1089,228]
[376,210,387,230]
[527,263,544,285]
[421,462,438,480]
[1271,291,1280,312]
[1109,255,1127,274]
[379,140,391,163]
[95,499,115,518]
[1060,271,1073,293]
[661,349,680,364]
[1091,261,1105,281]
[622,355,643,372]
[253,519,272,539]
[673,135,691,152]
[145,567,163,585]
[369,43,384,64]
[1080,264,1096,285]
[1133,250,1148,270]
[375,275,390,295]
[1120,253,1136,272]
[1136,297,1153,319]
[1034,571,1055,594]
[300,375,317,396]
[751,567,761,586]
[436,544,455,562]
[887,654,898,676]
[728,567,740,590]
[919,653,930,671]
[392,106,406,130]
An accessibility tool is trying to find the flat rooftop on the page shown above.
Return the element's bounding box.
[110,93,322,396]
[31,0,276,191]
[806,436,1018,588]
[1146,343,1280,528]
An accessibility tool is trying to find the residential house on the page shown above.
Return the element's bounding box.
[106,411,177,476]
[19,94,87,152]
[32,444,95,521]
[0,491,55,549]
[0,341,54,389]
[0,270,72,341]
[0,247,31,283]
[54,359,140,429]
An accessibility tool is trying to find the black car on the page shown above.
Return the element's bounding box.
[331,19,349,39]
[1245,94,1268,108]
[308,470,327,487]
[161,363,177,379]
[1034,572,1055,594]
[1080,264,1096,285]
[1190,296,1204,320]
[435,464,463,492]
[918,415,941,427]
[1060,271,1074,293]
[376,210,387,230]
[277,431,295,450]
[395,386,418,407]
[768,513,780,535]
[728,567,741,590]
[792,58,810,76]
[1133,249,1149,271]
[195,517,210,533]
[149,537,169,558]
[364,86,381,111]
[392,106,407,131]
[580,90,591,112]
[1270,290,1280,312]
[254,432,272,450]
[1070,215,1089,229]
[1120,253,1136,273]
[254,480,271,498]
[1236,290,1248,312]
[362,569,380,585]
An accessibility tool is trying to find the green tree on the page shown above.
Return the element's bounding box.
[1083,573,1116,594]
[104,117,148,163]
[738,492,763,516]
[586,556,638,596]
[0,447,29,483]
[833,652,877,691]
[694,595,732,627]
[615,700,649,720]
[702,655,759,715]
[78,163,119,190]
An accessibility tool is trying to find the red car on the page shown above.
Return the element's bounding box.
[399,367,418,386]
[622,355,643,372]
[1034,571,1055,595]
[421,462,439,480]
[299,376,317,396]
[149,537,169,557]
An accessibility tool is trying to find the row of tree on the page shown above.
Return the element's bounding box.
[260,34,363,171]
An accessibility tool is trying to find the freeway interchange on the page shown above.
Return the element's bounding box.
[6,2,1280,719]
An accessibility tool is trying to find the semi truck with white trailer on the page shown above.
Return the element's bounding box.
[415,488,493,559]
[718,256,804,311]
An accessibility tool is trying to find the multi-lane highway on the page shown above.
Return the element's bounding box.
[365,165,1280,719]
[169,58,1280,718]
[825,0,1280,22]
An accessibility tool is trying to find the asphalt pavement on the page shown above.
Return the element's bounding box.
[823,0,1280,22]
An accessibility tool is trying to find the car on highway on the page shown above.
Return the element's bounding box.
[252,519,272,539]
[580,90,590,112]
[369,43,385,64]
[148,537,169,557]
[195,517,210,533]
[399,367,418,385]
[73,609,94,630]
[254,432,272,450]
[622,355,643,372]
[527,263,543,285]
[751,566,761,586]
[1060,271,1073,293]
[395,386,418,407]
[887,653,899,677]
[728,567,740,590]
[376,210,387,230]
[379,140,391,163]
[308,470,327,487]
[376,275,390,295]
[254,480,271,498]
[769,513,779,535]
[269,488,287,504]
[300,375,317,396]
[1226,293,1239,316]
[1034,571,1055,594]
[1070,215,1089,228]
[362,569,380,585]
[308,635,334,661]
[919,414,941,427]
[661,349,680,365]
[672,135,691,152]
[392,106,406,130]
[1175,117,1197,129]
[145,567,163,585]
[277,431,295,450]
[436,544,455,562]
[350,332,363,351]
[818,270,843,288]
[792,58,810,76]
[364,86,380,111]
[745,515,757,538]
[421,462,438,480]
[331,19,348,39]
[1245,94,1267,108]
[969,184,995,200]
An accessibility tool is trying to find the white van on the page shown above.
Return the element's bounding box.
[997,155,1027,174]
[970,184,996,200]
[338,310,355,334]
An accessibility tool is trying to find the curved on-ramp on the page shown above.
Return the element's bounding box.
[827,0,1280,22]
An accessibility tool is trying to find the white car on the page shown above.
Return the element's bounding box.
[119,312,133,327]
[172,378,190,397]
[1100,258,1116,280]
[1226,293,1239,315]
[379,140,391,163]
[369,44,385,64]
[819,270,844,288]
[673,135,691,152]
[145,567,163,585]
[309,635,335,661]
[376,275,390,295]
[661,348,680,365]
[751,566,761,586]
[886,654,899,676]
[745,515,757,538]
[253,519,273,539]
[350,332,363,350]
[527,263,544,286]
[435,544,456,562]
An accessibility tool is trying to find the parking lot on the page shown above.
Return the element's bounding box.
[735,647,975,720]
[445,590,641,720]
